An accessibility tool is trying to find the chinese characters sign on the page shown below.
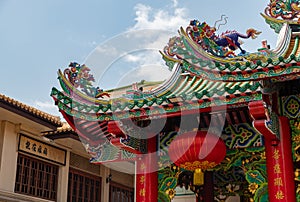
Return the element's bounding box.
[18,134,66,165]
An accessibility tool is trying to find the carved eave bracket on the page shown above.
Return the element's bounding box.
[107,120,148,154]
[248,100,280,145]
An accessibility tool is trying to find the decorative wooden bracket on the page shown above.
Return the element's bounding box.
[248,100,280,145]
[108,120,147,154]
[110,137,143,154]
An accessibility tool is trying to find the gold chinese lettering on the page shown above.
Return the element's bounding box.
[139,176,145,184]
[274,177,283,186]
[139,188,146,196]
[275,190,284,199]
[140,163,146,171]
[273,149,280,160]
[274,163,282,174]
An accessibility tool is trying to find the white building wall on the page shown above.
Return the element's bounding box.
[0,121,18,192]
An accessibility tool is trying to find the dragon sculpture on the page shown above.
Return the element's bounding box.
[266,0,300,20]
[188,19,261,57]
[63,62,110,99]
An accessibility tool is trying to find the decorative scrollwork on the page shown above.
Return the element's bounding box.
[187,19,261,57]
[265,0,300,21]
[63,62,110,99]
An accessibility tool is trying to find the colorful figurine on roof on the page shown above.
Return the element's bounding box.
[63,62,110,99]
[123,82,145,99]
[266,0,300,20]
[187,16,261,57]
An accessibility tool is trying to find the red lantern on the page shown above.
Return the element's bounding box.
[168,131,226,171]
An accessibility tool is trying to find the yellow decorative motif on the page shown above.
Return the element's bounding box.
[293,136,300,143]
[104,117,111,121]
[295,169,300,194]
[248,183,259,194]
[274,68,284,74]
[244,73,250,78]
[238,98,246,103]
[295,145,300,162]
[193,168,204,186]
[275,190,284,200]
[260,151,266,160]
[165,188,176,200]
[180,160,217,170]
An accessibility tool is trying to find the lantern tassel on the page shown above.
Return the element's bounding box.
[193,168,204,186]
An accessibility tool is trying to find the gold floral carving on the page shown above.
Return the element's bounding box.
[180,160,217,170]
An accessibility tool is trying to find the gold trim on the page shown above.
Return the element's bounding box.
[58,70,109,105]
[180,160,217,170]
[260,13,299,25]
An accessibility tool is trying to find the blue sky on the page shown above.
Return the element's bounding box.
[0,0,277,117]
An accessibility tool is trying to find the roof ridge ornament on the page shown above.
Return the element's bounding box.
[188,19,261,57]
[62,62,110,99]
[265,0,300,22]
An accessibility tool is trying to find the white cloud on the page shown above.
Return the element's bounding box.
[136,64,171,81]
[172,0,178,7]
[124,54,140,63]
[85,1,187,89]
[94,45,119,55]
[130,3,187,31]
[115,64,171,87]
[117,2,187,84]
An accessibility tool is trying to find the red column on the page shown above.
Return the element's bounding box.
[249,101,296,201]
[264,117,296,202]
[135,136,158,202]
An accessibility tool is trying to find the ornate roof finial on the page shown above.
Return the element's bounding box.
[265,0,300,22]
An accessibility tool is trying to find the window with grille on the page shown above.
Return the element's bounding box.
[68,168,102,202]
[15,154,58,200]
[109,182,134,202]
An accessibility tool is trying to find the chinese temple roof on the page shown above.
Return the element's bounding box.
[162,23,300,82]
[50,0,300,158]
[51,19,300,120]
[51,62,261,121]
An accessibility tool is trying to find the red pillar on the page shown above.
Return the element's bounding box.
[135,136,158,202]
[249,101,296,201]
[264,117,296,202]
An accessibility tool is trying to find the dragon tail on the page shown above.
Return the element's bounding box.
[237,28,261,39]
[246,28,262,39]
